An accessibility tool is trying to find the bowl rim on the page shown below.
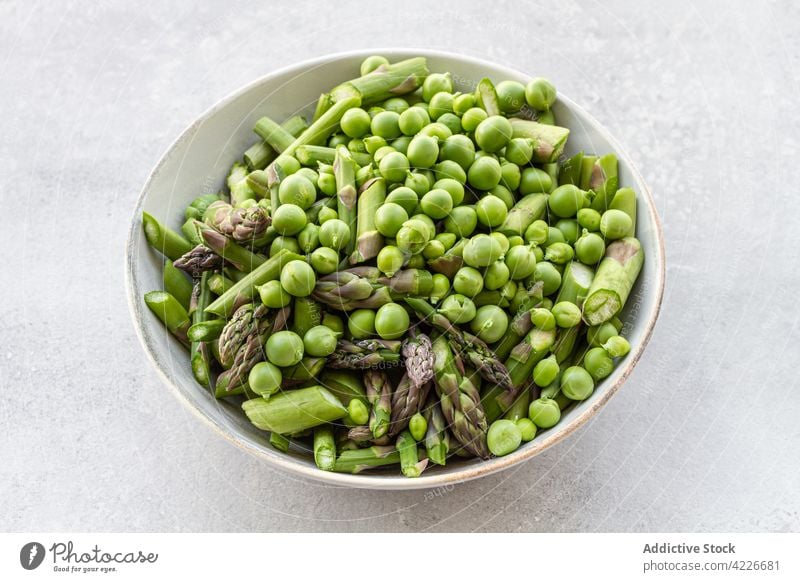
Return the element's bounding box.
[125,47,666,490]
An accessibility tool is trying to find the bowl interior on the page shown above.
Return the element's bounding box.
[126,49,664,490]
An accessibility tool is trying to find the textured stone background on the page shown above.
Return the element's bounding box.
[2,0,798,532]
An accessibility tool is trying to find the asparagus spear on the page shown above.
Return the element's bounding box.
[330,57,428,104]
[423,398,450,465]
[493,281,545,361]
[334,146,358,257]
[332,446,401,474]
[608,187,637,236]
[270,432,291,452]
[208,273,234,296]
[588,154,619,212]
[509,118,570,163]
[142,212,193,261]
[475,78,501,116]
[365,370,392,439]
[396,430,428,478]
[498,193,548,237]
[328,339,402,369]
[582,237,644,325]
[194,220,265,273]
[215,303,272,392]
[318,370,367,406]
[227,162,256,207]
[427,238,466,279]
[558,152,584,186]
[313,426,337,471]
[205,249,302,318]
[243,141,274,172]
[296,145,371,167]
[350,177,386,264]
[242,386,347,434]
[555,261,595,307]
[144,291,191,348]
[163,260,193,311]
[578,154,598,190]
[187,319,226,342]
[190,273,214,388]
[281,357,326,386]
[553,325,582,364]
[291,297,322,338]
[432,336,490,459]
[203,200,270,245]
[253,115,296,153]
[174,245,223,278]
[499,327,557,410]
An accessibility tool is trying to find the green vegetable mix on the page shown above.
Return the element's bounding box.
[142,55,644,477]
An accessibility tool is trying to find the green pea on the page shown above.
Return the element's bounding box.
[439,294,476,324]
[317,172,337,196]
[533,355,560,386]
[382,97,409,114]
[507,235,524,248]
[310,246,339,275]
[319,218,351,251]
[534,261,562,295]
[274,154,301,175]
[474,115,513,153]
[360,55,389,76]
[272,203,307,236]
[278,174,317,209]
[470,305,509,343]
[560,366,594,401]
[248,361,283,397]
[374,303,410,340]
[430,273,451,304]
[404,172,430,196]
[341,107,372,138]
[584,347,614,380]
[377,245,406,277]
[322,312,345,334]
[462,109,489,136]
[452,92,476,115]
[505,245,537,280]
[530,308,556,331]
[467,156,502,191]
[491,231,510,255]
[439,134,475,171]
[556,219,580,244]
[296,167,319,186]
[437,112,463,135]
[487,419,522,456]
[398,106,430,135]
[270,236,301,256]
[266,330,305,367]
[488,184,514,210]
[577,208,602,232]
[348,138,367,154]
[328,133,349,148]
[379,151,410,183]
[396,220,430,255]
[454,266,485,297]
[496,80,527,113]
[525,77,557,111]
[385,186,419,215]
[258,280,292,309]
[548,184,586,218]
[500,161,522,191]
[375,203,409,238]
[552,301,582,327]
[444,206,477,237]
[348,309,376,339]
[505,138,535,166]
[516,418,537,442]
[347,399,369,425]
[433,178,465,206]
[484,260,510,290]
[280,260,316,297]
[544,242,574,264]
[303,325,339,357]
[297,223,320,253]
[391,136,412,155]
[575,232,606,265]
[603,335,631,358]
[422,240,444,260]
[476,194,508,228]
[428,91,455,119]
[463,234,503,268]
[528,397,561,428]
[422,72,453,101]
[434,159,467,184]
[407,135,439,168]
[409,413,428,441]
[370,110,401,139]
[362,136,386,156]
[600,209,633,240]
[373,146,396,165]
[524,219,549,245]
[546,226,566,246]
[318,206,338,224]
[532,245,544,262]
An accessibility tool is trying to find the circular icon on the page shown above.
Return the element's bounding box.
[20,542,45,570]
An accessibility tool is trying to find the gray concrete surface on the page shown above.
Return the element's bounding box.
[2,0,799,532]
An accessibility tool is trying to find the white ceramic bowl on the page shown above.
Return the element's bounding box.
[126,49,665,490]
